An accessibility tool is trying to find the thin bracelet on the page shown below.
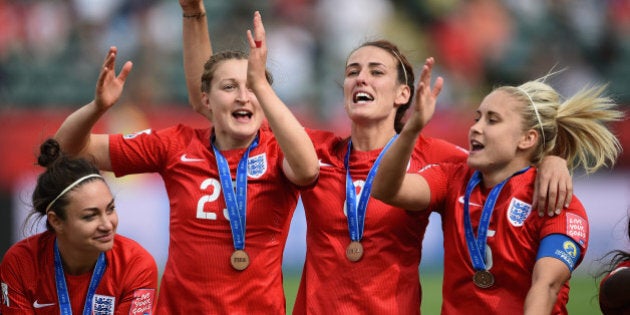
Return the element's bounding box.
[183,12,206,19]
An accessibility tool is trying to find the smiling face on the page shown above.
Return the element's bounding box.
[343,46,410,128]
[53,179,118,255]
[203,58,263,149]
[467,90,535,174]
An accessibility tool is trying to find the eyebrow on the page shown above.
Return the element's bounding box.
[346,62,387,69]
[81,198,115,213]
[475,109,501,118]
[217,78,238,84]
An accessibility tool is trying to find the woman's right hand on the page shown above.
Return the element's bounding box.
[95,46,132,110]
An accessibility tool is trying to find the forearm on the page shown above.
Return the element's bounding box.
[182,2,211,116]
[524,282,558,315]
[525,258,569,315]
[54,101,106,156]
[372,127,419,201]
[253,83,318,185]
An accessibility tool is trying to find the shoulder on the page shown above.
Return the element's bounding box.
[117,124,210,140]
[419,161,469,176]
[415,135,468,161]
[305,128,338,142]
[109,235,156,265]
[1,233,51,274]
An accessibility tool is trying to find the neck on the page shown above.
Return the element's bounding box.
[350,121,397,152]
[56,239,100,276]
[480,160,530,188]
[213,131,257,151]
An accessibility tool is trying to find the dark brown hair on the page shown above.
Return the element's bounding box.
[354,40,415,133]
[29,138,103,231]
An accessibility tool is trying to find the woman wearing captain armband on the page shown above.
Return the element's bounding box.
[372,58,622,314]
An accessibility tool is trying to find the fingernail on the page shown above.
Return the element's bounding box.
[548,211,554,217]
[555,209,561,215]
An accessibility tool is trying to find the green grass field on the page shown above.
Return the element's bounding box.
[282,273,602,314]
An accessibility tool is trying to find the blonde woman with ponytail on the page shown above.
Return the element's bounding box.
[372,60,622,315]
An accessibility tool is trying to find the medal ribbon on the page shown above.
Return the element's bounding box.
[344,135,398,241]
[463,167,529,271]
[212,136,259,251]
[54,239,106,315]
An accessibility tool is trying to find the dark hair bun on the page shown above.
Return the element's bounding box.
[37,138,62,168]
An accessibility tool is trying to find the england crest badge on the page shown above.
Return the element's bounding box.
[247,153,267,178]
[507,197,531,227]
[92,294,115,315]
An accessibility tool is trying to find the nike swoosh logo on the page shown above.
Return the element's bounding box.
[33,300,56,308]
[180,154,205,162]
[458,196,483,207]
[318,159,333,167]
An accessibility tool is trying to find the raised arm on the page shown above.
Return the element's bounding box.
[54,46,132,171]
[180,0,212,118]
[524,257,571,314]
[246,11,319,186]
[371,58,442,210]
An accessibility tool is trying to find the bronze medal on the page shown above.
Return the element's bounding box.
[472,270,494,289]
[346,241,364,262]
[230,249,250,271]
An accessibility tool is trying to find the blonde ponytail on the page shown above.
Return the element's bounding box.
[554,85,623,173]
[500,81,623,174]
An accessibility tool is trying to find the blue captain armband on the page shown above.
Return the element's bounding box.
[536,234,581,272]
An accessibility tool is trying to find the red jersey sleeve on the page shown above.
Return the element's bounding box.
[0,239,37,314]
[419,162,470,213]
[110,236,158,315]
[540,197,589,263]
[109,124,197,176]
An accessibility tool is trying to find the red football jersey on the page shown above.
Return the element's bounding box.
[423,164,589,315]
[293,130,467,314]
[109,124,298,314]
[0,231,158,315]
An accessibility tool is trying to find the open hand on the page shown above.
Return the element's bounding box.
[95,46,132,110]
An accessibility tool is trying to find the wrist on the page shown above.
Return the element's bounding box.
[183,11,206,19]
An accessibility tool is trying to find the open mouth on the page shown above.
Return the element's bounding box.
[470,140,484,152]
[232,110,253,120]
[353,91,374,104]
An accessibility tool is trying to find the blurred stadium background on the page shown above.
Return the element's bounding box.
[1,0,629,313]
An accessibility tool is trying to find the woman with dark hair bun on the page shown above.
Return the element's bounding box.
[0,139,158,314]
[598,215,630,314]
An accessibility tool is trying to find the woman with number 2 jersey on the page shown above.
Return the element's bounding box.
[53,12,319,314]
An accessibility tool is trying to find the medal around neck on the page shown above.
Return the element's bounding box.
[346,241,364,262]
[472,270,494,289]
[231,249,250,271]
